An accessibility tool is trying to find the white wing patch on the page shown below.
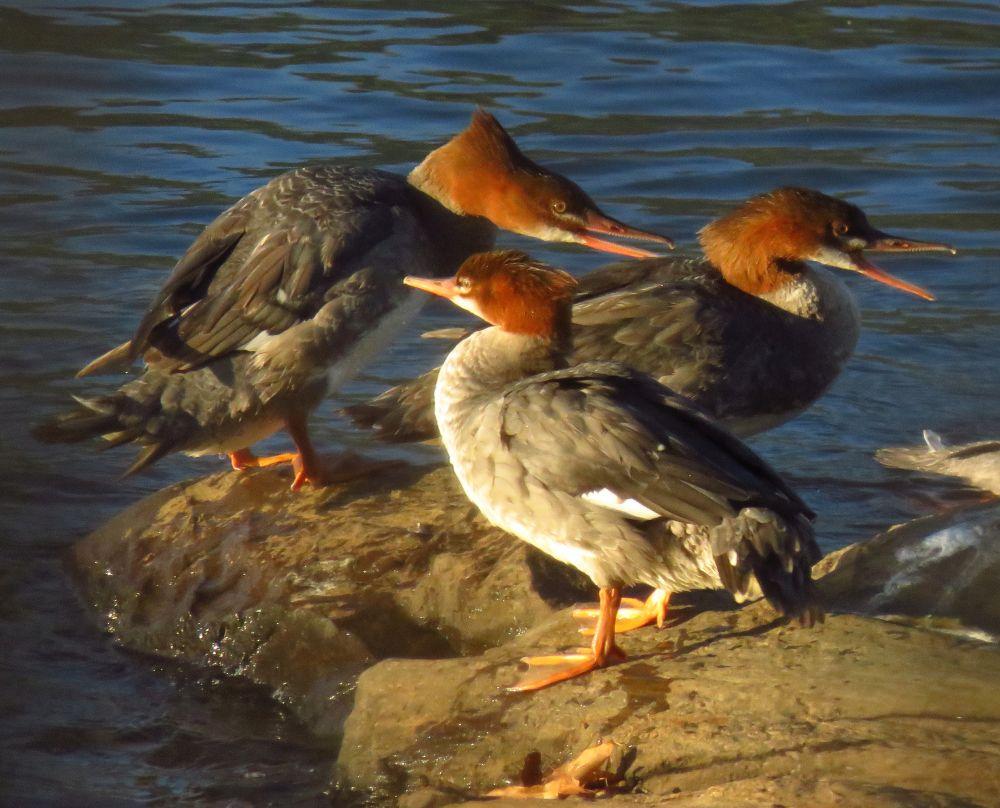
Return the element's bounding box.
[581,488,659,520]
[243,330,278,353]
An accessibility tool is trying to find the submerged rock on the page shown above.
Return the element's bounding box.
[73,464,1000,805]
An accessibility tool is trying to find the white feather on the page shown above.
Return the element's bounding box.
[581,489,660,521]
[923,429,946,452]
[243,330,278,353]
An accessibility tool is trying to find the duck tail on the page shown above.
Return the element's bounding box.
[76,339,136,378]
[714,511,824,627]
[343,367,440,443]
[32,382,172,477]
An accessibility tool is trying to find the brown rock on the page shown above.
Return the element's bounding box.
[73,466,1000,806]
[72,462,590,734]
[337,601,1000,806]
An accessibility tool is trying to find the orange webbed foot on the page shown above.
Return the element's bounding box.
[511,586,626,692]
[228,447,402,491]
[289,452,327,491]
[512,643,627,691]
[228,448,298,472]
[226,449,322,491]
[574,588,671,635]
[510,652,605,692]
[228,448,261,471]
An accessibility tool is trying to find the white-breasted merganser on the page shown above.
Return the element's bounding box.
[405,250,822,690]
[347,187,954,626]
[34,110,672,489]
[877,430,1000,496]
[349,187,955,442]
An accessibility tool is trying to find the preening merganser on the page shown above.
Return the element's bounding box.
[33,110,671,489]
[405,250,822,690]
[349,187,954,442]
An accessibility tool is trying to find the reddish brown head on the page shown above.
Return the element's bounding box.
[404,250,577,339]
[408,109,673,258]
[698,187,955,299]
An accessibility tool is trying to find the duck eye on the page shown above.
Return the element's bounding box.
[455,277,472,294]
[834,222,850,236]
[550,200,567,215]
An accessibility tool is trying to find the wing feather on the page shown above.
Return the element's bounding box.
[131,203,251,357]
[498,363,811,527]
[132,166,410,373]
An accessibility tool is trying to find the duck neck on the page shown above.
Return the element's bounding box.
[706,240,810,299]
[440,329,565,396]
[435,328,566,434]
[758,263,858,323]
[700,215,860,328]
[406,185,497,275]
[758,264,862,369]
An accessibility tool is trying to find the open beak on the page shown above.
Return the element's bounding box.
[864,231,957,256]
[578,210,675,258]
[846,229,955,301]
[847,252,936,301]
[404,276,457,300]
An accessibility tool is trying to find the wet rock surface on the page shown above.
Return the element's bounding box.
[73,465,1000,806]
[73,463,590,737]
[815,501,1000,637]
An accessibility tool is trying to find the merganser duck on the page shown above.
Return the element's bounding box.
[405,250,822,690]
[877,430,1000,496]
[348,187,953,625]
[33,110,671,489]
[349,187,954,442]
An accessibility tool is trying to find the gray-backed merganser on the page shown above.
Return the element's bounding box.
[33,110,672,489]
[405,250,822,690]
[349,187,955,442]
[877,430,1000,496]
[348,187,954,625]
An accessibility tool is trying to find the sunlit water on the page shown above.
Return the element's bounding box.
[1,0,997,802]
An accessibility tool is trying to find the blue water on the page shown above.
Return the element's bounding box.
[1,1,997,802]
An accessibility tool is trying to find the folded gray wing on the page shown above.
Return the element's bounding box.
[571,260,733,397]
[498,363,812,528]
[573,256,724,300]
[129,199,252,360]
[134,166,413,372]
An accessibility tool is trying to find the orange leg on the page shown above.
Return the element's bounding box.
[284,411,326,491]
[287,411,407,487]
[228,448,258,470]
[574,588,671,636]
[227,413,402,491]
[511,586,625,692]
[225,413,324,491]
